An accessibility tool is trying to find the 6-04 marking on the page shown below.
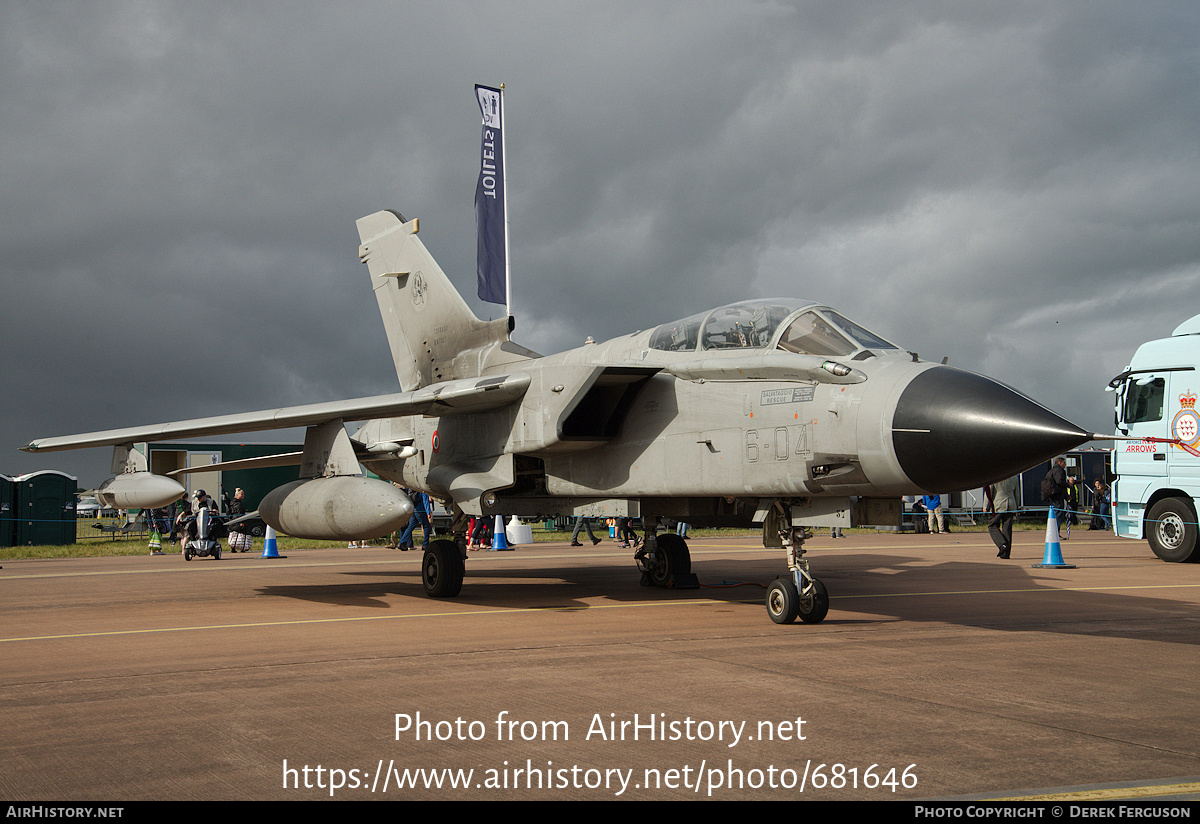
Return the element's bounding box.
[745,425,810,463]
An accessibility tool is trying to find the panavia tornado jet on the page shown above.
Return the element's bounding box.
[24,209,1093,623]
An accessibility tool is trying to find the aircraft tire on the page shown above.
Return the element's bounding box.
[1147,498,1200,563]
[423,539,465,598]
[649,534,690,587]
[213,544,221,561]
[766,578,799,624]
[798,578,829,624]
[182,546,192,562]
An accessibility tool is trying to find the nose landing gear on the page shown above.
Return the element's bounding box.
[764,501,830,625]
[767,575,829,625]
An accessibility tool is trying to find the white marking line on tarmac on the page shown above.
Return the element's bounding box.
[3,580,1198,645]
[835,582,1200,599]
[0,537,1130,581]
[0,545,764,581]
[0,598,718,644]
[0,559,412,580]
[990,780,1200,801]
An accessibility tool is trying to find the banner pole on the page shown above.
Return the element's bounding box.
[500,84,511,320]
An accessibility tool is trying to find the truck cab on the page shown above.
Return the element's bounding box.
[1110,313,1200,562]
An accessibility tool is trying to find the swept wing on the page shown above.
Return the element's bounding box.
[23,373,530,453]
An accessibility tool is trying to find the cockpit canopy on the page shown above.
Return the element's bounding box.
[648,299,898,357]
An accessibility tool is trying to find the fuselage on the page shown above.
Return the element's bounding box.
[357,299,1088,518]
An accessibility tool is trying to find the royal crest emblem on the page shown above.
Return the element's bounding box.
[1171,389,1200,455]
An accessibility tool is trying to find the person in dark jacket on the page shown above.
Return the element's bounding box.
[226,488,249,552]
[1044,457,1069,537]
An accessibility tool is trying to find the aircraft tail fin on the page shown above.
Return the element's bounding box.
[356,210,537,391]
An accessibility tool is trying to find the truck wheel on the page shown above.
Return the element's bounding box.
[1147,498,1200,562]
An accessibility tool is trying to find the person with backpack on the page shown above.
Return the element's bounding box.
[1041,457,1069,537]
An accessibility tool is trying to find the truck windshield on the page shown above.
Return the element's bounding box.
[1123,377,1165,424]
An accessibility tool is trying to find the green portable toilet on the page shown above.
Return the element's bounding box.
[0,474,14,547]
[14,470,77,546]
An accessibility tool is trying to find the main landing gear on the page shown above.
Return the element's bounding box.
[764,502,829,625]
[634,525,699,589]
[422,539,465,598]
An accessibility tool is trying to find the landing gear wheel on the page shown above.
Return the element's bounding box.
[797,578,829,624]
[766,577,829,624]
[213,544,221,561]
[766,578,799,624]
[647,534,691,587]
[1147,498,1200,562]
[182,546,193,562]
[422,539,465,597]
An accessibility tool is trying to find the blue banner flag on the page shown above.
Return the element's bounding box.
[475,85,506,306]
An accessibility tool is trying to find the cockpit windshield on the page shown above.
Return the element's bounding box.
[776,310,899,356]
[822,310,898,351]
[776,311,857,357]
[648,300,899,355]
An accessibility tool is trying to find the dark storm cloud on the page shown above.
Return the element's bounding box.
[2,1,1198,484]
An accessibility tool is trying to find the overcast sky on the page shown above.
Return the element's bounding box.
[3,1,1199,486]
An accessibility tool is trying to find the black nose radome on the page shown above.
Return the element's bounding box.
[892,366,1089,492]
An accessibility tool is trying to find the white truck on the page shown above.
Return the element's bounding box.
[1109,313,1200,562]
